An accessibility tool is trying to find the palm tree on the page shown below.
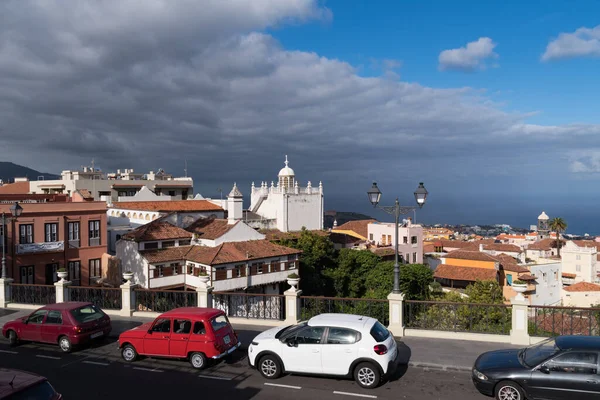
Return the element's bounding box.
[549,217,567,256]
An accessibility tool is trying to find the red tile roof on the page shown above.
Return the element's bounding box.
[0,201,106,213]
[572,240,600,252]
[484,243,522,253]
[562,272,577,278]
[0,181,30,194]
[334,219,377,238]
[434,264,498,282]
[444,250,500,263]
[527,238,563,251]
[186,218,238,240]
[531,314,598,336]
[495,253,529,273]
[140,246,192,263]
[122,220,192,242]
[424,239,479,250]
[423,244,436,253]
[112,200,223,212]
[518,274,536,281]
[563,282,600,292]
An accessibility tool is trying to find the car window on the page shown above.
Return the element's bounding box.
[8,380,57,400]
[370,321,390,342]
[294,326,325,344]
[44,310,62,325]
[546,352,598,375]
[174,319,191,334]
[70,305,104,324]
[521,337,560,367]
[193,321,206,335]
[27,310,47,324]
[151,318,171,333]
[210,315,229,332]
[326,328,360,344]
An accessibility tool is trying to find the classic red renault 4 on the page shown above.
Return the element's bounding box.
[118,307,241,369]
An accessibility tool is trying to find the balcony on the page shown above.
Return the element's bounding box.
[17,241,64,255]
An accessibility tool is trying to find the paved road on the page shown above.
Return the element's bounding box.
[0,336,486,400]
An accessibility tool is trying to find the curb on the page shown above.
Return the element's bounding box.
[408,361,471,372]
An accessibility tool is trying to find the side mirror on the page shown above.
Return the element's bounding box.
[147,330,153,335]
[22,318,28,325]
[539,365,550,374]
[286,338,298,347]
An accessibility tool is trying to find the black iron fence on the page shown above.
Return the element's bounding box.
[10,284,56,305]
[404,300,512,335]
[213,292,285,320]
[135,289,197,313]
[69,286,122,310]
[299,296,389,325]
[529,305,600,337]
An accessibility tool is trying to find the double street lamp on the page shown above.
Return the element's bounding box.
[1,202,23,279]
[367,182,428,294]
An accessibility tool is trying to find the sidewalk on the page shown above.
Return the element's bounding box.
[1,308,514,371]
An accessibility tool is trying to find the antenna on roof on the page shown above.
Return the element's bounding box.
[184,159,188,178]
[9,375,16,388]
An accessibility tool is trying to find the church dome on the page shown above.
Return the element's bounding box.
[538,211,549,220]
[278,155,295,177]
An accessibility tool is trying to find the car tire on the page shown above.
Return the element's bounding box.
[7,330,18,347]
[354,362,381,389]
[121,344,138,362]
[58,336,72,353]
[189,352,207,370]
[258,355,282,379]
[495,380,524,400]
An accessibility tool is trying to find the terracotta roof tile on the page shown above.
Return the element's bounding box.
[444,250,500,263]
[531,314,598,336]
[186,217,238,240]
[434,264,498,282]
[424,239,478,250]
[0,201,106,213]
[572,240,600,252]
[562,272,577,278]
[423,244,436,253]
[122,220,192,242]
[527,238,564,251]
[140,246,192,263]
[484,243,522,253]
[112,200,223,212]
[77,189,94,199]
[0,181,30,194]
[563,282,600,292]
[333,219,377,239]
[517,274,536,281]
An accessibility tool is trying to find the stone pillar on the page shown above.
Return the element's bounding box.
[510,298,530,346]
[0,278,13,308]
[196,284,213,308]
[387,292,405,337]
[284,287,302,324]
[54,280,72,303]
[120,281,138,317]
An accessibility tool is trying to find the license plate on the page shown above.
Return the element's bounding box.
[91,332,103,339]
[223,335,230,344]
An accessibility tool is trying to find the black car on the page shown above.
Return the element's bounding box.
[472,336,600,400]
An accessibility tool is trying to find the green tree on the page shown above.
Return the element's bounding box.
[323,249,381,298]
[549,217,567,256]
[364,262,434,300]
[464,280,505,304]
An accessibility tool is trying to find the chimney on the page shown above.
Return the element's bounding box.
[479,243,484,252]
[227,183,243,224]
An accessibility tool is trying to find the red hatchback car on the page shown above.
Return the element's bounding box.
[2,302,111,353]
[0,368,61,399]
[118,307,241,370]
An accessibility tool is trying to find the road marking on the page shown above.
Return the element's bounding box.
[83,361,110,366]
[36,355,61,360]
[264,383,302,390]
[0,350,18,354]
[198,374,232,381]
[133,367,163,372]
[333,391,377,399]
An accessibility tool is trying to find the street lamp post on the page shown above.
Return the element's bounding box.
[1,202,23,279]
[367,182,428,294]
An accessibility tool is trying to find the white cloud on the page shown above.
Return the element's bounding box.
[542,25,600,61]
[438,37,498,72]
[567,151,600,173]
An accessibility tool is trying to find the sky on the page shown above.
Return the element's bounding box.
[1,0,600,234]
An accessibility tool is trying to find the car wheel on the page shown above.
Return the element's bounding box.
[189,352,207,370]
[258,355,282,379]
[7,330,18,347]
[121,344,138,362]
[495,380,524,400]
[58,336,72,353]
[354,362,381,389]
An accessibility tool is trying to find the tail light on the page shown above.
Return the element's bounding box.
[214,342,223,352]
[73,326,82,333]
[373,344,388,355]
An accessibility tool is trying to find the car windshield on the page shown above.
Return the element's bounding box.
[370,321,390,342]
[277,322,308,339]
[8,380,57,400]
[69,304,104,324]
[210,315,230,332]
[520,337,560,367]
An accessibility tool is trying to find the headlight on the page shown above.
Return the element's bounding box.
[473,369,488,381]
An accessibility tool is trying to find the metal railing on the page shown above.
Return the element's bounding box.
[404,300,512,335]
[300,296,389,326]
[135,289,197,313]
[68,286,122,310]
[213,292,285,320]
[529,305,600,337]
[10,284,56,305]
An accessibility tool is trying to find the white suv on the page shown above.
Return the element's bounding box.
[248,313,399,388]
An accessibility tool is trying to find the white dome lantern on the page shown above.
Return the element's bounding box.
[278,155,295,177]
[278,155,295,189]
[538,211,549,221]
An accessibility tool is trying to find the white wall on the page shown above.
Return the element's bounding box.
[561,241,598,283]
[528,262,562,306]
[116,240,149,287]
[562,289,600,307]
[254,191,323,232]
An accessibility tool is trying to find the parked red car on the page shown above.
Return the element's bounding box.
[0,368,61,399]
[118,307,241,369]
[2,302,111,353]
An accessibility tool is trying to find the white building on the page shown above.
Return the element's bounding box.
[528,261,562,306]
[247,156,324,232]
[561,282,600,307]
[367,220,424,264]
[29,166,193,201]
[561,240,600,284]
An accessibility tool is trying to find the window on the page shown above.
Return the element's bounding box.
[381,235,386,245]
[144,242,158,250]
[68,261,81,285]
[168,190,176,197]
[411,236,418,244]
[256,263,263,274]
[387,235,391,244]
[9,381,57,399]
[151,318,171,333]
[193,321,206,335]
[294,326,325,344]
[20,266,34,284]
[154,265,164,278]
[405,254,409,264]
[179,239,191,246]
[89,259,101,282]
[70,305,104,324]
[88,220,100,245]
[44,223,58,242]
[546,352,598,375]
[19,224,33,244]
[182,190,188,199]
[174,319,192,334]
[68,222,80,241]
[171,263,180,274]
[326,328,360,344]
[162,241,175,248]
[576,265,581,272]
[210,315,230,332]
[403,236,408,244]
[507,274,513,286]
[370,321,390,342]
[45,310,63,325]
[235,265,243,277]
[27,310,47,324]
[118,191,127,197]
[413,252,417,263]
[576,255,581,261]
[369,234,373,241]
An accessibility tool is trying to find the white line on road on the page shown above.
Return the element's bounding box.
[36,355,61,360]
[82,361,110,366]
[264,383,302,390]
[198,375,232,381]
[0,350,18,354]
[333,391,377,399]
[133,367,163,372]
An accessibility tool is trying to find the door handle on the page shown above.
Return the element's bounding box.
[162,336,169,339]
[182,338,188,341]
[586,380,598,384]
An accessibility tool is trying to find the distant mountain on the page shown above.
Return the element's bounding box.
[0,162,60,183]
[324,211,376,229]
